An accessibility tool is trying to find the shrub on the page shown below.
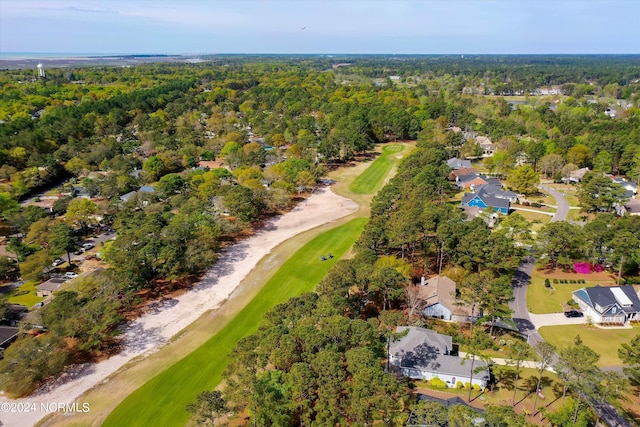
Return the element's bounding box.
[544,278,551,288]
[464,382,471,389]
[531,202,541,208]
[473,384,482,391]
[499,339,506,346]
[552,278,559,284]
[456,381,464,389]
[430,377,448,389]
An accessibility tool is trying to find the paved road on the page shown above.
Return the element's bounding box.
[509,186,571,346]
[54,230,115,265]
[509,255,544,346]
[510,188,633,427]
[538,184,569,222]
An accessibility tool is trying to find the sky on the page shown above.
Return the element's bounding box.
[1,0,639,55]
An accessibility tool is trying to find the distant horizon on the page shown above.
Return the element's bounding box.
[2,1,639,55]
[2,51,640,60]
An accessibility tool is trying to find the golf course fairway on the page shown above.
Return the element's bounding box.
[349,144,404,194]
[103,217,367,427]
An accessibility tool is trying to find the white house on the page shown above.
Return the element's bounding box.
[389,327,489,389]
[573,286,640,325]
[419,276,477,322]
[611,177,638,195]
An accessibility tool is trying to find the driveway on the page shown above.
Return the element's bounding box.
[528,312,586,328]
[64,230,115,263]
[538,184,569,222]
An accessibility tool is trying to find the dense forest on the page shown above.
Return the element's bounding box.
[0,55,639,425]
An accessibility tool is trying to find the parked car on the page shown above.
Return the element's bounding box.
[81,243,95,251]
[564,310,584,318]
[63,272,79,279]
[51,258,64,267]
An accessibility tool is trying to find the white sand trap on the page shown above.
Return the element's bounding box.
[0,186,358,427]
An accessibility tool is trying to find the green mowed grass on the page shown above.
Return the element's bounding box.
[5,280,44,307]
[349,144,404,194]
[539,324,639,366]
[104,217,367,427]
[526,275,585,314]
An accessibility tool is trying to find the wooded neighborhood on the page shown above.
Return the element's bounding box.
[0,54,639,427]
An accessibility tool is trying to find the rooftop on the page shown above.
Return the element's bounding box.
[391,326,452,357]
[36,277,67,292]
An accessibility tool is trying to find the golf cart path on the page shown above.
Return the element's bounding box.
[0,186,358,427]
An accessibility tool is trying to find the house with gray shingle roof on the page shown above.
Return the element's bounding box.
[612,177,637,195]
[461,189,510,214]
[119,185,156,204]
[474,184,518,203]
[36,278,68,297]
[573,285,640,325]
[389,327,490,389]
[456,173,490,189]
[447,157,472,170]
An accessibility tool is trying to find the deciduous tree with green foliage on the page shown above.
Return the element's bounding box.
[506,165,540,195]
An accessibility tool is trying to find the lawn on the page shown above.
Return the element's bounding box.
[527,267,619,314]
[5,280,44,307]
[512,209,553,223]
[103,217,367,427]
[349,144,404,194]
[539,324,639,367]
[526,275,584,314]
[415,366,563,416]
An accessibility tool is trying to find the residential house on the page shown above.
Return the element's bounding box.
[474,184,518,203]
[447,157,472,170]
[71,185,92,199]
[566,167,590,183]
[36,277,68,297]
[475,136,495,157]
[624,198,640,216]
[448,167,478,181]
[407,395,485,427]
[389,327,490,389]
[196,160,226,170]
[461,188,511,214]
[573,285,640,325]
[120,185,156,203]
[611,178,637,195]
[0,326,19,349]
[418,275,477,322]
[605,108,617,118]
[456,173,490,189]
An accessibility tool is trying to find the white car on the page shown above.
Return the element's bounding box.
[51,258,64,267]
[63,272,79,279]
[82,243,95,251]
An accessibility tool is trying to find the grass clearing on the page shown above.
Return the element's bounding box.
[416,366,563,417]
[104,218,367,427]
[525,269,616,314]
[513,209,553,223]
[539,324,639,366]
[349,144,404,194]
[5,280,44,307]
